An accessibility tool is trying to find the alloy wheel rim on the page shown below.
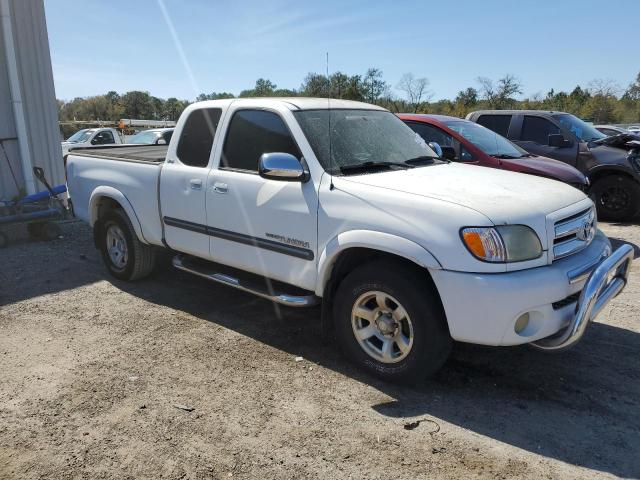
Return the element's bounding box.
[351,291,414,364]
[106,224,128,269]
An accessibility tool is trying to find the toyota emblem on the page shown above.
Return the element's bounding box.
[577,218,594,241]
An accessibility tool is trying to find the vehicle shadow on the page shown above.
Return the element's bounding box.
[115,266,640,478]
[3,221,638,476]
[0,221,104,306]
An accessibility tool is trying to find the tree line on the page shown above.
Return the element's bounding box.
[57,69,640,137]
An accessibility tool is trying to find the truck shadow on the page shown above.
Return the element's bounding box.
[3,220,637,477]
[0,221,104,306]
[116,266,640,479]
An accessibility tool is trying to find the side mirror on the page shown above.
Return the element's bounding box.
[157,138,167,145]
[258,153,308,182]
[428,142,443,158]
[548,134,571,148]
[91,138,99,145]
[440,146,456,161]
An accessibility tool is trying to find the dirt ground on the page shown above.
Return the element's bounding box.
[0,219,639,479]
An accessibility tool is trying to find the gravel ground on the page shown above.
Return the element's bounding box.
[0,220,639,479]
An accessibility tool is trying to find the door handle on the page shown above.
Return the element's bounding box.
[213,182,228,193]
[190,179,203,190]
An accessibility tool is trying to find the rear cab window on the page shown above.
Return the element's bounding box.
[476,115,512,137]
[221,110,301,172]
[177,108,222,167]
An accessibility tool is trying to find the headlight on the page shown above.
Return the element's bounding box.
[461,225,542,263]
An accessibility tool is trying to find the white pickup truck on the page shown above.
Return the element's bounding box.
[61,127,124,156]
[65,98,634,383]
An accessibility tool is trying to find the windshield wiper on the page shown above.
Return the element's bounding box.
[492,154,522,159]
[338,161,413,175]
[404,156,438,165]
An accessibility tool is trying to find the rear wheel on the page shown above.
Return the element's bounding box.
[592,175,640,221]
[333,260,451,384]
[98,209,156,281]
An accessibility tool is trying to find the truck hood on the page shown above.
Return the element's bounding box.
[591,133,640,149]
[337,162,586,225]
[497,155,587,185]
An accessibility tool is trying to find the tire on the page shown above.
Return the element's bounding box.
[592,175,640,222]
[333,259,451,384]
[40,222,61,241]
[27,222,44,238]
[98,209,156,281]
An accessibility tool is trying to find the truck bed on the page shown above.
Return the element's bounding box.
[68,145,168,163]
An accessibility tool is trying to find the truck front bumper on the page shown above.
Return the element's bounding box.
[430,230,634,347]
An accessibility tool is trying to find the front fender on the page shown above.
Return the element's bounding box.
[588,163,640,182]
[89,186,147,243]
[315,230,442,296]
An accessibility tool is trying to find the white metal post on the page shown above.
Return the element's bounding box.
[1,0,36,195]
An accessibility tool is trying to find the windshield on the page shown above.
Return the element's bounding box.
[553,114,606,142]
[129,131,160,144]
[294,110,437,174]
[66,129,93,143]
[443,120,528,158]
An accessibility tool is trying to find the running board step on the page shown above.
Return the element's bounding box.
[172,255,319,307]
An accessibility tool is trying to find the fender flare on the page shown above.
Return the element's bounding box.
[315,229,442,296]
[588,164,639,183]
[88,186,147,243]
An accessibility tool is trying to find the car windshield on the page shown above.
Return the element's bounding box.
[443,120,528,158]
[294,109,437,174]
[553,114,606,142]
[129,131,160,144]
[66,129,93,143]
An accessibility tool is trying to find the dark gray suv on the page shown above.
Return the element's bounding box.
[467,110,640,221]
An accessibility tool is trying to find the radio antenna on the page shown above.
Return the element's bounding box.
[326,52,334,190]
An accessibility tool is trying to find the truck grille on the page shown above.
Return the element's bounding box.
[552,207,596,261]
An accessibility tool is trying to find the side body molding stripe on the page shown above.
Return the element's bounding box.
[163,216,314,261]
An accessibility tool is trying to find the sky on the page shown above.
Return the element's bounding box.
[45,0,638,102]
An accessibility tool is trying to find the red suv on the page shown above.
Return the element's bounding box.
[398,114,589,191]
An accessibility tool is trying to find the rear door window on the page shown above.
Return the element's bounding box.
[405,122,454,147]
[221,110,301,172]
[94,130,115,145]
[521,116,560,145]
[177,108,222,167]
[406,122,474,162]
[476,115,512,137]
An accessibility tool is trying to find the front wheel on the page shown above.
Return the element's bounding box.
[98,209,156,281]
[333,260,451,384]
[592,175,640,222]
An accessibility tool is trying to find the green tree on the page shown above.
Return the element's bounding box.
[164,98,189,120]
[300,73,328,97]
[362,68,389,104]
[120,91,154,118]
[196,92,235,101]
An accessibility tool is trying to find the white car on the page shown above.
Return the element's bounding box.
[61,128,124,155]
[127,128,174,145]
[65,98,633,383]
